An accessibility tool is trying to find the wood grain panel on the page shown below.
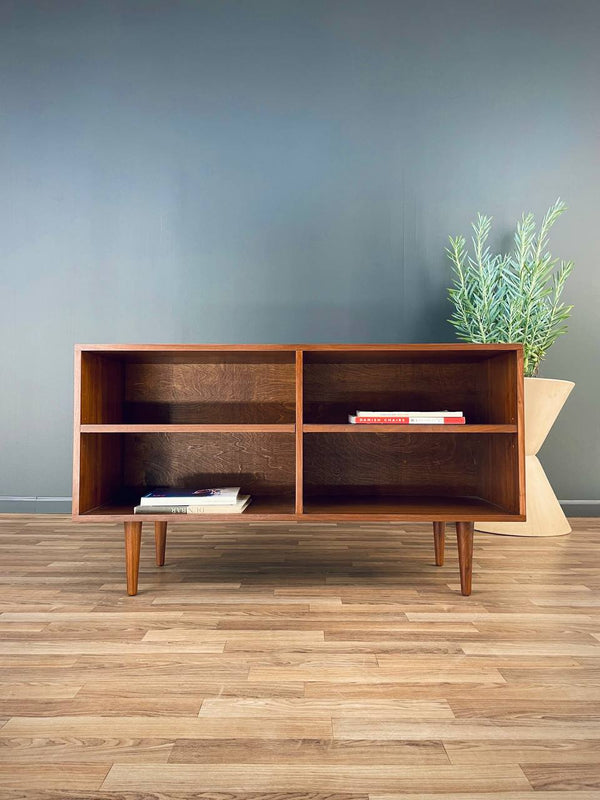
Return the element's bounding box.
[197,697,454,719]
[124,362,295,423]
[304,360,514,424]
[486,351,519,424]
[481,433,521,514]
[304,433,503,498]
[521,763,600,791]
[101,762,531,793]
[123,432,296,496]
[79,353,124,425]
[0,764,110,790]
[304,433,479,496]
[169,736,449,764]
[77,434,122,514]
[445,739,600,764]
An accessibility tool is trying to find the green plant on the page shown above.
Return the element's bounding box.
[447,198,574,377]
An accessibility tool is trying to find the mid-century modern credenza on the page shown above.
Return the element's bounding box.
[73,343,525,596]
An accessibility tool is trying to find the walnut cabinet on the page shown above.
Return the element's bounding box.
[73,344,525,596]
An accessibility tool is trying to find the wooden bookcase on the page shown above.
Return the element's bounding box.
[73,344,525,596]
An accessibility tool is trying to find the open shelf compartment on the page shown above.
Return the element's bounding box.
[303,431,522,519]
[75,431,296,518]
[303,347,519,425]
[79,348,296,425]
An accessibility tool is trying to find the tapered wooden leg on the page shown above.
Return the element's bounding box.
[433,522,445,566]
[155,522,167,567]
[124,521,142,596]
[456,521,474,596]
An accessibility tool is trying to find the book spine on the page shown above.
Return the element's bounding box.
[186,507,239,514]
[356,411,463,417]
[350,416,466,424]
[134,505,189,514]
[140,499,236,507]
[351,416,410,423]
[408,417,465,424]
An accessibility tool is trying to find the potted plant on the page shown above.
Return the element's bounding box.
[447,199,575,536]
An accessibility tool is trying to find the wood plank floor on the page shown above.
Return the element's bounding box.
[0,513,599,799]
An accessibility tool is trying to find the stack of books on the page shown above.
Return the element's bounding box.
[348,410,466,424]
[133,487,251,514]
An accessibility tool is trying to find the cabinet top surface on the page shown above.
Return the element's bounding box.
[76,343,522,352]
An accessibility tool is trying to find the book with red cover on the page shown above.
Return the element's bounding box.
[355,410,463,417]
[348,415,466,424]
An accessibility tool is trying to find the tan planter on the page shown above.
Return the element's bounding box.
[477,377,575,537]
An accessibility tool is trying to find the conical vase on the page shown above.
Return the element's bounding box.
[477,377,574,537]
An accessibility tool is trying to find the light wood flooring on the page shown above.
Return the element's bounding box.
[0,513,599,798]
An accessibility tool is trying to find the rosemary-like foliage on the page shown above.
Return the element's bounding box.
[447,199,574,377]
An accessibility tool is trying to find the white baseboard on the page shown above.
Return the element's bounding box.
[0,496,72,513]
[0,496,72,502]
[560,499,600,504]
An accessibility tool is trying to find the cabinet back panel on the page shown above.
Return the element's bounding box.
[304,433,519,512]
[303,360,515,424]
[123,432,296,495]
[124,363,295,424]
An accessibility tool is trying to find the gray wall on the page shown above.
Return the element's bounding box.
[1,0,598,508]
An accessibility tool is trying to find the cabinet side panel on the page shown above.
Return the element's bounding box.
[78,434,123,513]
[81,353,124,424]
[485,352,518,424]
[480,433,521,514]
[72,348,82,515]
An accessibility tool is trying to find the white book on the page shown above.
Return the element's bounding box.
[134,496,252,514]
[355,410,463,417]
[140,487,240,506]
[188,495,251,514]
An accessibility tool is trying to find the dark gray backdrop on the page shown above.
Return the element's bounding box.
[1,0,598,511]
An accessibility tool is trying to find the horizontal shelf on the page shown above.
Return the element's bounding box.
[78,495,296,522]
[302,424,517,433]
[75,494,522,522]
[303,495,518,520]
[80,424,516,434]
[80,424,296,433]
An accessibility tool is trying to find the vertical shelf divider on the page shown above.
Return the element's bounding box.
[295,349,303,514]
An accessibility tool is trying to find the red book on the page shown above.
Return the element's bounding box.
[348,415,466,424]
